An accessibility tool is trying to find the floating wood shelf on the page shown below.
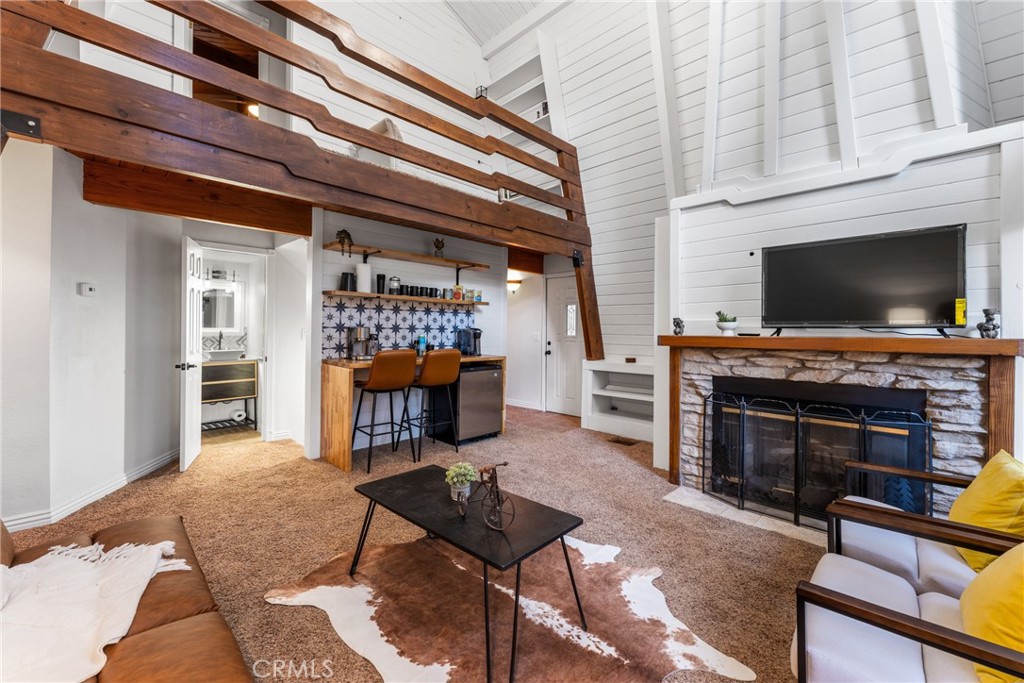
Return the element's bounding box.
[324,241,490,272]
[323,291,488,306]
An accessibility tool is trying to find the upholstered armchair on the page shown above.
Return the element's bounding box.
[792,530,1023,682]
[826,454,1024,598]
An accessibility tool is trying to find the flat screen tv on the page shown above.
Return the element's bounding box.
[762,225,966,329]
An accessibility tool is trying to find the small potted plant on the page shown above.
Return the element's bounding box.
[715,310,738,336]
[445,462,476,501]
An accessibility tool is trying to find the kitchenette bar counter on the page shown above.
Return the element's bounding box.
[321,355,506,472]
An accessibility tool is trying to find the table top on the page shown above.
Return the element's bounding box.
[324,355,505,370]
[355,465,582,570]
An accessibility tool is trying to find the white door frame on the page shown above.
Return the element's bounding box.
[196,242,272,442]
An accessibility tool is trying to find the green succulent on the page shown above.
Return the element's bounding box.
[445,462,476,487]
[715,310,737,323]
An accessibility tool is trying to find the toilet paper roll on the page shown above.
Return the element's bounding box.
[230,409,247,422]
[356,262,372,293]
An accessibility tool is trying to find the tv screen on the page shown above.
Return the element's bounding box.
[762,225,966,329]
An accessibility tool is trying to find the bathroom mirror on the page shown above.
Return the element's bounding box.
[202,281,246,334]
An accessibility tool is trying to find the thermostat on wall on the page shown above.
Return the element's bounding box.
[77,282,97,297]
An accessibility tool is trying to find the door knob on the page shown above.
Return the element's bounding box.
[545,350,552,356]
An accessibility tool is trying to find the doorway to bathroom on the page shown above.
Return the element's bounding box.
[190,245,266,454]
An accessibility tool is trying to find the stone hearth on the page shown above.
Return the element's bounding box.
[677,348,988,512]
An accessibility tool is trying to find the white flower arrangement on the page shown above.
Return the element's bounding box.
[445,462,476,487]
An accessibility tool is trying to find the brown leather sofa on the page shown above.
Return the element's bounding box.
[1,516,251,683]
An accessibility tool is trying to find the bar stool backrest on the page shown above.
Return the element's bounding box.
[417,349,462,387]
[363,349,417,391]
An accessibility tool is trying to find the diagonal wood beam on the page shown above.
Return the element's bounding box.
[258,0,577,156]
[151,1,576,186]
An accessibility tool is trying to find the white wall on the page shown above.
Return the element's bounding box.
[675,142,1009,332]
[506,273,545,410]
[1,141,54,525]
[48,151,129,516]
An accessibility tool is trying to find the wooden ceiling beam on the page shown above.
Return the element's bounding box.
[0,38,589,246]
[82,159,313,236]
[3,90,582,256]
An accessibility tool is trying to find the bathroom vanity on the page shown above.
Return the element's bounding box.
[201,359,259,431]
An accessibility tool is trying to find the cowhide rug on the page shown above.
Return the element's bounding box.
[266,536,756,682]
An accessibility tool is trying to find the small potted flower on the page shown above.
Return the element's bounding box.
[715,310,738,336]
[445,462,476,501]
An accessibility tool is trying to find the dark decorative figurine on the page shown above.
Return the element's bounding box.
[977,308,1000,339]
[335,229,353,258]
[433,238,445,258]
[673,317,685,335]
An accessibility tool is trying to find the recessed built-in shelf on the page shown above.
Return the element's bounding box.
[582,361,654,442]
[592,386,656,403]
[323,291,488,306]
[324,241,490,272]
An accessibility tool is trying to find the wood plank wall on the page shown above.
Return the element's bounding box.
[976,0,1024,125]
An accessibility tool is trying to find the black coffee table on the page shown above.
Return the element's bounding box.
[350,465,587,683]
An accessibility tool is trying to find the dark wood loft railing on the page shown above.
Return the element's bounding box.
[0,0,604,359]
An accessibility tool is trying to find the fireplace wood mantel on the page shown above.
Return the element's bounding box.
[658,335,1024,485]
[657,335,1024,356]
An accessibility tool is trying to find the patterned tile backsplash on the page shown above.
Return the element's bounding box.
[322,295,475,359]
[202,332,247,350]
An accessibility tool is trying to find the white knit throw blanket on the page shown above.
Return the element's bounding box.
[0,541,190,683]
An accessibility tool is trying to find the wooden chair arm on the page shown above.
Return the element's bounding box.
[796,581,1024,682]
[827,499,1022,556]
[843,459,975,488]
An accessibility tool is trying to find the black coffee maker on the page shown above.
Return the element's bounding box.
[456,327,482,356]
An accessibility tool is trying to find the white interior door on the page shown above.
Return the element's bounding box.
[545,275,582,416]
[179,237,203,470]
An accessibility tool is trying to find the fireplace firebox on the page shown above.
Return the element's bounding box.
[704,378,933,527]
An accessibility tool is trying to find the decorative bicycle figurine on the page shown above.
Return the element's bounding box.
[457,462,516,531]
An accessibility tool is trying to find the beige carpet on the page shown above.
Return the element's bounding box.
[11,408,824,682]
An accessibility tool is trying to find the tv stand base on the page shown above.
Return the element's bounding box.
[936,328,950,338]
[770,328,783,337]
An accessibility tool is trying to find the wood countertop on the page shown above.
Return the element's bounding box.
[323,355,505,370]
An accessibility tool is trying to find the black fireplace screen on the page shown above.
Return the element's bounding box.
[703,391,932,526]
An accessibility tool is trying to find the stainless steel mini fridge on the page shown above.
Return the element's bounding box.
[429,365,502,445]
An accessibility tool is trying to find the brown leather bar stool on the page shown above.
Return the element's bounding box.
[407,348,461,461]
[351,349,417,473]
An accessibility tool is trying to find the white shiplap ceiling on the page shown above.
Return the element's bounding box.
[444,1,540,46]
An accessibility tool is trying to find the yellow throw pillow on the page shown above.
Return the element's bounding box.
[959,543,1024,683]
[949,451,1024,571]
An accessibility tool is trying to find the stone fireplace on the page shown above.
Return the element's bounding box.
[705,376,932,525]
[661,337,1023,519]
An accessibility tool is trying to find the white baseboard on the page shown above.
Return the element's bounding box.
[3,509,54,532]
[4,450,180,532]
[269,430,292,441]
[126,449,179,482]
[506,399,544,411]
[49,475,128,525]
